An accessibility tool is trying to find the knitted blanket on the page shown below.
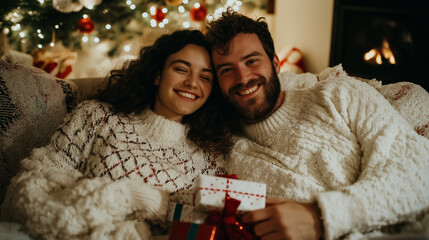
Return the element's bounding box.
[0,61,78,205]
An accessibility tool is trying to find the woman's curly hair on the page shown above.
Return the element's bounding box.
[97,29,240,154]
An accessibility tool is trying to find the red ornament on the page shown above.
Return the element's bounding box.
[190,4,207,22]
[78,17,95,34]
[152,8,166,23]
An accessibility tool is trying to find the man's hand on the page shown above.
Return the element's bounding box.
[241,199,323,240]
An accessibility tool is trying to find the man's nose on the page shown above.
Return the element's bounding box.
[235,66,251,84]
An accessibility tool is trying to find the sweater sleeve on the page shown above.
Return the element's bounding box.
[315,78,429,239]
[1,101,169,239]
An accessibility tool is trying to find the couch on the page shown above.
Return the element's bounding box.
[0,60,428,239]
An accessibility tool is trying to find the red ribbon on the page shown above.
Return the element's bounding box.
[206,176,257,240]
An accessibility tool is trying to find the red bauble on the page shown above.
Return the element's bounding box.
[78,17,95,33]
[152,8,166,23]
[190,5,207,22]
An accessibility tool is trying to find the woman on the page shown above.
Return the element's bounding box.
[1,30,237,239]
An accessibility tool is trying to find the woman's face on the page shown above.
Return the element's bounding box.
[154,44,213,122]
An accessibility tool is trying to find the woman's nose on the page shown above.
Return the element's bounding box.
[184,74,198,88]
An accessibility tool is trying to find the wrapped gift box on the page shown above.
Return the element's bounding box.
[195,175,266,213]
[168,221,217,240]
[167,202,208,224]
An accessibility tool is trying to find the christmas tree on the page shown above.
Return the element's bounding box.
[1,0,268,57]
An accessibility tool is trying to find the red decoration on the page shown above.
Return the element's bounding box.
[152,7,166,23]
[78,17,95,34]
[190,4,207,22]
[205,193,257,240]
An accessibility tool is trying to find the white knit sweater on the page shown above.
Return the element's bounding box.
[1,100,226,239]
[226,76,429,240]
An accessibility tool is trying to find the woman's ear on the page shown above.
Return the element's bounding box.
[154,73,160,86]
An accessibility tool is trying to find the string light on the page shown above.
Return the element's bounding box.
[150,19,157,27]
[150,6,156,15]
[1,0,261,59]
[11,24,21,31]
[124,44,131,52]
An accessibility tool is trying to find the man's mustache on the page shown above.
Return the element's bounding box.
[229,77,266,96]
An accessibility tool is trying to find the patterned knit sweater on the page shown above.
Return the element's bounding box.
[1,100,226,239]
[226,76,429,240]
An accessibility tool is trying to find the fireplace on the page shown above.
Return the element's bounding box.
[330,0,429,92]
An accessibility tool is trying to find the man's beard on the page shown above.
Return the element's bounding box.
[225,66,281,121]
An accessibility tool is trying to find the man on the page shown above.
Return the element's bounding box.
[206,11,429,240]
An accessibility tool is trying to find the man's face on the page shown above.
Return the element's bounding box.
[212,33,281,121]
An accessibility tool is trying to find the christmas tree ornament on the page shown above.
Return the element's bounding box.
[52,0,83,13]
[80,0,102,9]
[78,17,95,34]
[190,4,207,22]
[165,0,182,6]
[152,7,166,23]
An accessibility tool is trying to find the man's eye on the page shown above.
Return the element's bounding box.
[219,68,232,75]
[247,59,257,65]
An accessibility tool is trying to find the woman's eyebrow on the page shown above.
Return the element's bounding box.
[170,59,213,73]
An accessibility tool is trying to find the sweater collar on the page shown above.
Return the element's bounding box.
[129,108,188,143]
[242,98,291,142]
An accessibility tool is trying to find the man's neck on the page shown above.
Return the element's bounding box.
[245,91,285,124]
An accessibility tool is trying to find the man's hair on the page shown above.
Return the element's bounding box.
[205,10,276,61]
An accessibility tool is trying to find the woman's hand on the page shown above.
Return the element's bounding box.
[241,198,323,240]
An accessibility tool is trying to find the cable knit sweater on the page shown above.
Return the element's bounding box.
[1,100,226,240]
[226,76,429,240]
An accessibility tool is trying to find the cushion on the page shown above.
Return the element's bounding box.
[0,61,78,205]
[379,82,429,139]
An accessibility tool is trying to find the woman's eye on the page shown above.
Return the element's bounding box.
[174,67,188,73]
[201,75,212,82]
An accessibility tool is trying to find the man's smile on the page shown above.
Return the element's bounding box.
[238,85,260,96]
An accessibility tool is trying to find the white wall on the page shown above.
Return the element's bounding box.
[272,0,334,74]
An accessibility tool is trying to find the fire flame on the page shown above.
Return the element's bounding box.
[364,39,396,65]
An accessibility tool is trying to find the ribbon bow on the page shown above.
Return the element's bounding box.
[206,175,257,240]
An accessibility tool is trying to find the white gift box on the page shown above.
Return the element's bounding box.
[194,175,266,212]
